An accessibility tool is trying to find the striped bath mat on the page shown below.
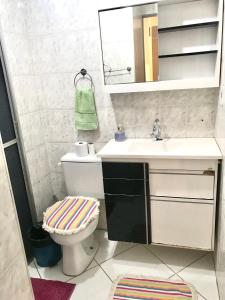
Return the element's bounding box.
[109,275,197,299]
[43,196,99,235]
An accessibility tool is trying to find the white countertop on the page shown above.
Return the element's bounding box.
[97,138,222,160]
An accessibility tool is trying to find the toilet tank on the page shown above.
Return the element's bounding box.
[61,153,104,199]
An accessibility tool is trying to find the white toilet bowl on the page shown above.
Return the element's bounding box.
[50,216,99,276]
[45,152,104,276]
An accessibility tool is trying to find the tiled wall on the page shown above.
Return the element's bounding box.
[0,136,34,300]
[215,5,225,298]
[0,0,219,221]
[0,0,53,220]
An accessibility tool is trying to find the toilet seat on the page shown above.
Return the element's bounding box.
[43,196,100,235]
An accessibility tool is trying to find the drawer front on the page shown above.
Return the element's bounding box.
[150,173,214,199]
[102,162,146,179]
[105,194,147,243]
[147,159,217,171]
[151,200,213,249]
[103,178,145,195]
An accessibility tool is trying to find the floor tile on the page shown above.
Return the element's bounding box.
[94,230,134,264]
[101,245,174,281]
[36,260,73,282]
[197,294,207,300]
[36,257,97,282]
[169,274,205,299]
[28,261,40,278]
[145,244,205,273]
[88,259,98,270]
[178,253,219,300]
[169,274,184,281]
[69,266,112,300]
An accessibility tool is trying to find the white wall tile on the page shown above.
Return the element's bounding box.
[50,171,66,201]
[47,142,75,172]
[19,111,46,152]
[26,144,50,186]
[3,33,33,75]
[32,174,54,221]
[0,0,29,34]
[46,110,77,143]
[11,75,42,115]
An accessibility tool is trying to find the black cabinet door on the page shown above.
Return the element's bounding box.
[102,162,146,179]
[104,178,145,195]
[105,194,147,243]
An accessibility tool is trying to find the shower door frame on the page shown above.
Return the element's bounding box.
[0,34,37,223]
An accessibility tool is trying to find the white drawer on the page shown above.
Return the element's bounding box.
[150,173,214,199]
[151,200,213,249]
[148,159,218,171]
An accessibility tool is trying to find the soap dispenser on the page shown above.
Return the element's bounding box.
[115,125,126,142]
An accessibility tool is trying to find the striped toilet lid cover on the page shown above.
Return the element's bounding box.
[43,196,100,235]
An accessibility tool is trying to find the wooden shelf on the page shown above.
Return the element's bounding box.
[158,20,219,33]
[159,49,218,58]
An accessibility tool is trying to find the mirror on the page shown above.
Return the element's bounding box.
[98,1,219,85]
[99,3,158,84]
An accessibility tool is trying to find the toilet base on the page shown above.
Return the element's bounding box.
[62,234,98,276]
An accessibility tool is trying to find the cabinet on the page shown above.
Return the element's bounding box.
[102,158,219,250]
[149,159,218,250]
[151,200,213,249]
[102,162,150,244]
[98,0,223,93]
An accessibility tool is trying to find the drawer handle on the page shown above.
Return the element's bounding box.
[105,193,144,197]
[203,170,215,176]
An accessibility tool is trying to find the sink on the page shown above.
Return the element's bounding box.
[97,138,222,159]
[128,139,181,154]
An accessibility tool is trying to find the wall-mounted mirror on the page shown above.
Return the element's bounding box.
[98,0,220,86]
[99,3,158,85]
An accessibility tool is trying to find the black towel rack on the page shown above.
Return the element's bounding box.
[74,68,95,90]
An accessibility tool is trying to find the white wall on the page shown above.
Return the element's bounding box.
[215,4,225,297]
[0,0,219,222]
[0,0,53,220]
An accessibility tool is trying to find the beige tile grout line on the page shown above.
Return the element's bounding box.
[142,245,180,275]
[143,246,213,299]
[33,260,42,279]
[169,273,208,300]
[97,262,114,283]
[63,241,136,283]
[65,260,98,283]
[144,244,209,277]
[95,243,137,265]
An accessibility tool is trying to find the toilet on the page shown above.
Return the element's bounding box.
[43,153,104,276]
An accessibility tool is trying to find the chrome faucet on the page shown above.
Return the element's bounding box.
[151,119,162,141]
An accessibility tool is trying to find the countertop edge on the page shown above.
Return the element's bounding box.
[97,154,222,160]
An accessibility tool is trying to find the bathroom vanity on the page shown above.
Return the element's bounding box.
[98,138,222,250]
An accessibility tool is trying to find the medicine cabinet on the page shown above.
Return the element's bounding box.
[98,0,223,93]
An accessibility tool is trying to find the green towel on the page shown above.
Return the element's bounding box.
[75,88,98,130]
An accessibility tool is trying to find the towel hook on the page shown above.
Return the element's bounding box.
[74,68,95,91]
